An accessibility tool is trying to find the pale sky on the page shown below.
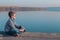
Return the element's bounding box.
[0,0,60,7]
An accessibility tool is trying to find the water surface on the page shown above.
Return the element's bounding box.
[0,11,60,33]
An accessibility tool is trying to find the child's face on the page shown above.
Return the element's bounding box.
[11,13,16,19]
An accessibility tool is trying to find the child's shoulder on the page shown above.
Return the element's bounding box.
[6,19,12,23]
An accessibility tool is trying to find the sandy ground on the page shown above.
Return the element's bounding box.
[0,36,60,40]
[0,32,60,40]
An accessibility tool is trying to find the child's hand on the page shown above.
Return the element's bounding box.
[20,28,25,33]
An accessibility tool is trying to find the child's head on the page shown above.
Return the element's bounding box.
[8,11,16,19]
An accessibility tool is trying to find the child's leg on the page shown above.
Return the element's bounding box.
[6,30,20,36]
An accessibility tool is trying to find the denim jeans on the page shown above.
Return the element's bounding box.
[5,29,20,36]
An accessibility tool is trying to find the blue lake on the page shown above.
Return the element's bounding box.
[0,11,60,33]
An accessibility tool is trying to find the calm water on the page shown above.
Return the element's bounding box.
[0,11,60,33]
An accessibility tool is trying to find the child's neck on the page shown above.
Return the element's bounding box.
[10,18,14,20]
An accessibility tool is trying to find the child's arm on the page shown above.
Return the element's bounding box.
[14,22,22,29]
[14,22,25,32]
[9,20,19,31]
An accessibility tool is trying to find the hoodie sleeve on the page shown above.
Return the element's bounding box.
[14,22,22,29]
[9,19,19,31]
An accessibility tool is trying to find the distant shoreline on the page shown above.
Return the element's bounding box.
[0,6,46,11]
[0,6,60,11]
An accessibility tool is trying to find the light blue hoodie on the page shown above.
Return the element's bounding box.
[4,18,21,34]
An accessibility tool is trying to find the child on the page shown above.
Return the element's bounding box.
[4,11,25,37]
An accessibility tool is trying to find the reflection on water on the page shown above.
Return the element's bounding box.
[0,11,60,33]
